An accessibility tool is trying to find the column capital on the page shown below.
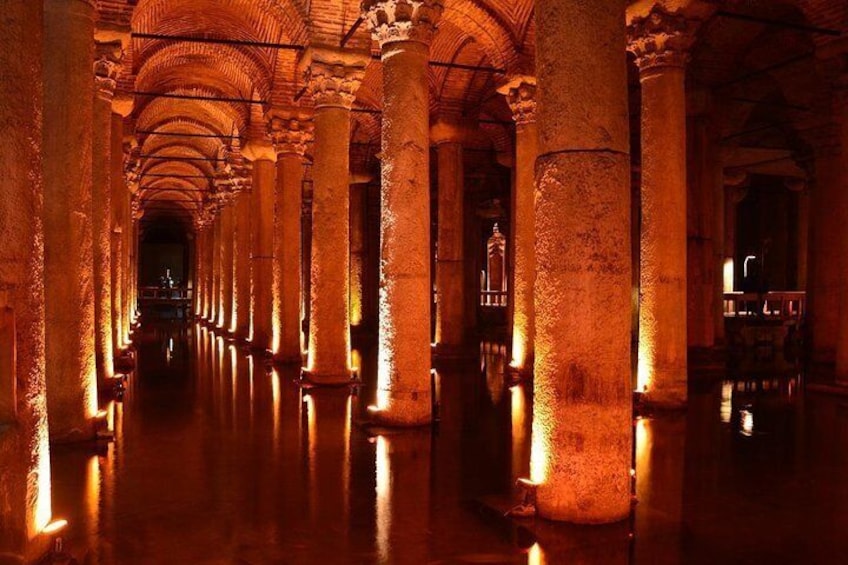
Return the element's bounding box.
[241,139,277,163]
[267,112,314,157]
[94,40,124,100]
[301,47,368,110]
[361,0,444,47]
[497,75,537,125]
[627,6,696,73]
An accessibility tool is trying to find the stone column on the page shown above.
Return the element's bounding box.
[350,181,367,329]
[629,7,694,407]
[218,198,235,331]
[122,170,138,344]
[532,0,632,523]
[0,0,52,551]
[110,100,132,353]
[301,49,366,383]
[43,0,99,440]
[234,189,252,338]
[269,115,311,362]
[431,121,466,356]
[210,211,222,325]
[243,139,277,352]
[92,41,122,384]
[362,0,441,425]
[833,88,848,381]
[723,171,748,293]
[499,77,538,376]
[195,227,206,318]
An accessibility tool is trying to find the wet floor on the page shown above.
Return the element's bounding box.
[49,322,848,564]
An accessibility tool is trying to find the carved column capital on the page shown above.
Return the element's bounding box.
[627,6,696,72]
[302,48,367,110]
[361,0,444,47]
[268,114,314,157]
[94,40,124,100]
[497,76,537,126]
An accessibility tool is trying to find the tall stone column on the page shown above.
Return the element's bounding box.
[723,171,748,293]
[243,138,277,352]
[43,0,99,440]
[832,88,848,381]
[532,0,632,523]
[122,167,138,344]
[110,100,132,353]
[629,7,694,407]
[217,197,235,331]
[269,114,311,363]
[92,41,122,384]
[362,0,441,425]
[210,211,222,325]
[431,121,466,356]
[195,227,207,319]
[350,181,367,329]
[234,189,252,338]
[301,49,366,383]
[0,0,52,551]
[499,77,538,376]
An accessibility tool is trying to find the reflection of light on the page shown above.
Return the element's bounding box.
[636,348,651,393]
[530,419,548,485]
[720,381,733,424]
[740,409,754,436]
[723,258,735,293]
[33,417,52,536]
[42,519,68,535]
[85,455,100,537]
[271,369,281,446]
[528,542,545,565]
[375,435,390,563]
[635,418,650,495]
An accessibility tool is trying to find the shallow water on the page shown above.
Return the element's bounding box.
[49,322,848,564]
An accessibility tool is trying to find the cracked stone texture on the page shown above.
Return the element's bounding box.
[251,158,276,352]
[533,0,632,523]
[43,0,98,441]
[375,40,432,425]
[93,88,115,384]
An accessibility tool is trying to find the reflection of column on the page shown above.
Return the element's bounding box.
[244,139,277,352]
[92,41,122,384]
[532,0,631,523]
[431,121,466,354]
[302,49,366,383]
[630,7,693,407]
[269,115,311,363]
[0,0,52,549]
[44,0,99,440]
[499,77,537,375]
[363,0,441,425]
[234,190,252,338]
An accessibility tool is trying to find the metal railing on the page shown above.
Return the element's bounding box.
[138,286,193,302]
[723,291,805,320]
[480,290,508,308]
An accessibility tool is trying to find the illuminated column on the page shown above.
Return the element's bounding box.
[532,0,632,522]
[722,171,748,293]
[349,181,367,329]
[268,114,311,363]
[431,121,466,355]
[194,227,205,318]
[43,0,99,440]
[0,0,52,549]
[629,7,694,407]
[234,188,252,338]
[243,138,277,352]
[210,211,222,325]
[92,41,122,384]
[499,77,538,376]
[301,49,366,383]
[363,0,441,425]
[110,97,132,352]
[122,169,137,343]
[218,198,235,330]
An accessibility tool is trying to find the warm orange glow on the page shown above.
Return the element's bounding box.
[33,418,52,537]
[42,519,68,535]
[635,417,651,497]
[720,381,733,424]
[723,258,735,293]
[511,385,527,482]
[375,435,390,563]
[529,401,550,485]
[636,346,652,393]
[85,455,100,538]
[528,542,545,565]
[509,330,528,372]
[271,368,281,445]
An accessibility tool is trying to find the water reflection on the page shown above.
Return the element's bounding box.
[44,322,848,563]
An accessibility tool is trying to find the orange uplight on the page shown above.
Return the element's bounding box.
[42,519,68,535]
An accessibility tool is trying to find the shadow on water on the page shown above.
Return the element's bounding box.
[48,321,848,564]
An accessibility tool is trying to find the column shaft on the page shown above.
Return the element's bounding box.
[0,0,52,549]
[219,205,235,330]
[211,216,222,324]
[110,114,124,352]
[307,106,354,381]
[533,0,632,522]
[43,0,99,440]
[435,142,465,351]
[275,155,303,362]
[373,40,432,424]
[252,159,276,351]
[833,96,848,380]
[637,65,688,405]
[93,83,115,383]
[234,192,252,337]
[350,183,366,328]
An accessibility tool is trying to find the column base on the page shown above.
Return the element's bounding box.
[300,368,356,387]
[48,419,98,445]
[433,342,475,361]
[635,390,687,413]
[505,363,532,385]
[274,352,304,366]
[367,392,433,427]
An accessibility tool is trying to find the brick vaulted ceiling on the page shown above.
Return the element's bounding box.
[100,0,846,226]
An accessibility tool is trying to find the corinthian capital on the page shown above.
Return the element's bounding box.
[627,6,696,72]
[302,48,367,109]
[497,76,537,126]
[361,0,444,47]
[268,113,314,157]
[94,40,124,99]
